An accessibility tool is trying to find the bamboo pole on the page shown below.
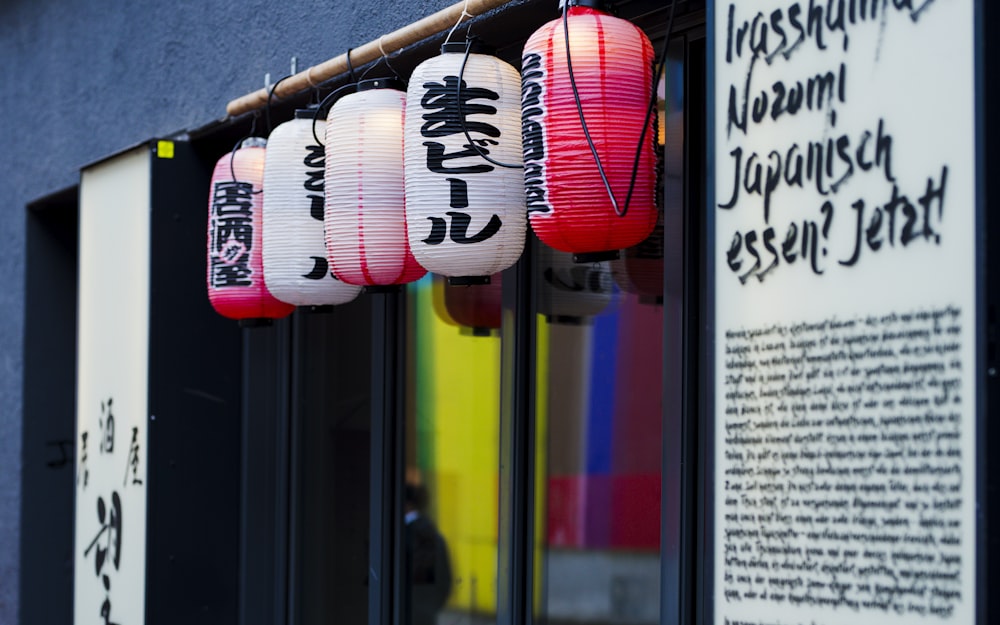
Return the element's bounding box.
[225,0,517,117]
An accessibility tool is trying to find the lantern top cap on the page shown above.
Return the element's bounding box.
[295,107,325,120]
[440,40,495,55]
[240,136,267,149]
[560,0,607,9]
[357,77,405,92]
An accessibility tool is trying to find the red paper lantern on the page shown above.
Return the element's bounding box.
[521,0,657,260]
[206,137,295,322]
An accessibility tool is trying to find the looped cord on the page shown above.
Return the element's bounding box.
[444,0,475,44]
[311,82,359,148]
[265,75,292,137]
[346,47,357,84]
[562,0,677,218]
[231,111,264,193]
[377,35,401,79]
[457,36,522,169]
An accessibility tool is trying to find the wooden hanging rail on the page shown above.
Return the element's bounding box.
[225,0,517,117]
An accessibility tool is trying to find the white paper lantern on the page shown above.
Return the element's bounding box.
[263,110,362,306]
[325,79,427,287]
[405,42,525,282]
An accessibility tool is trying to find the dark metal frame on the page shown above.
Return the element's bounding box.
[498,234,538,625]
[146,140,245,625]
[976,1,998,623]
[701,2,717,622]
[20,186,79,625]
[369,291,407,625]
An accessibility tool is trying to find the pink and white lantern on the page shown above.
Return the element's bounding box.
[206,137,295,322]
[325,79,427,288]
[404,42,525,283]
[521,0,657,260]
[263,110,361,307]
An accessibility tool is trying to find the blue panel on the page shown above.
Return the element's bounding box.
[585,306,620,475]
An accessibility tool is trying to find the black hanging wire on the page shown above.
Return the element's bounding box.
[624,0,677,213]
[360,37,403,82]
[230,111,264,193]
[265,74,293,137]
[228,73,291,191]
[310,82,360,147]
[346,47,358,83]
[457,36,523,169]
[562,0,677,217]
[310,48,364,147]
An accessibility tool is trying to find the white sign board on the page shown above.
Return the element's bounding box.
[713,1,976,624]
[75,147,150,625]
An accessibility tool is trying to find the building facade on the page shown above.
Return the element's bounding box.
[4,1,998,625]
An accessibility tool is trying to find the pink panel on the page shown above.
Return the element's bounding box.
[546,475,585,548]
[610,473,661,550]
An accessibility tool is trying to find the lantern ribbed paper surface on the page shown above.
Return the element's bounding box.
[325,82,427,287]
[405,47,525,279]
[207,139,295,321]
[263,111,362,306]
[522,5,657,256]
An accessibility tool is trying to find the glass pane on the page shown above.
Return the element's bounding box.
[295,301,373,625]
[533,46,683,625]
[405,275,503,625]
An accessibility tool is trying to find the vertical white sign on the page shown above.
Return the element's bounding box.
[713,2,976,624]
[76,147,150,625]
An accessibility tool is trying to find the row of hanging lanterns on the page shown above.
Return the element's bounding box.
[206,0,660,324]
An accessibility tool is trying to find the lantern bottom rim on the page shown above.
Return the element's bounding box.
[572,250,620,264]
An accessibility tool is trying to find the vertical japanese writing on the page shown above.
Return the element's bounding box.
[419,75,504,244]
[83,491,122,625]
[79,431,89,488]
[99,397,115,454]
[210,180,254,287]
[302,142,332,281]
[123,427,142,487]
[521,52,549,215]
[80,395,139,624]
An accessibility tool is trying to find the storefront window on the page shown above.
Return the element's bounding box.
[532,48,682,625]
[405,275,503,624]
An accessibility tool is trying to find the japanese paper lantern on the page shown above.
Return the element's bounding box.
[263,110,361,307]
[405,42,525,282]
[206,137,295,322]
[521,0,657,260]
[325,79,427,288]
[536,242,615,323]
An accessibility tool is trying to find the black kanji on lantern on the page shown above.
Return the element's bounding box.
[419,75,503,244]
[210,180,254,287]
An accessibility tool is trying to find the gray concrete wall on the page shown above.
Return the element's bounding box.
[0,0,455,621]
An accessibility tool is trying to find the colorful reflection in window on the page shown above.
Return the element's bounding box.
[406,275,502,624]
[532,48,681,625]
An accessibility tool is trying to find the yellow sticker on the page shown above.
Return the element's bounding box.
[156,140,175,159]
